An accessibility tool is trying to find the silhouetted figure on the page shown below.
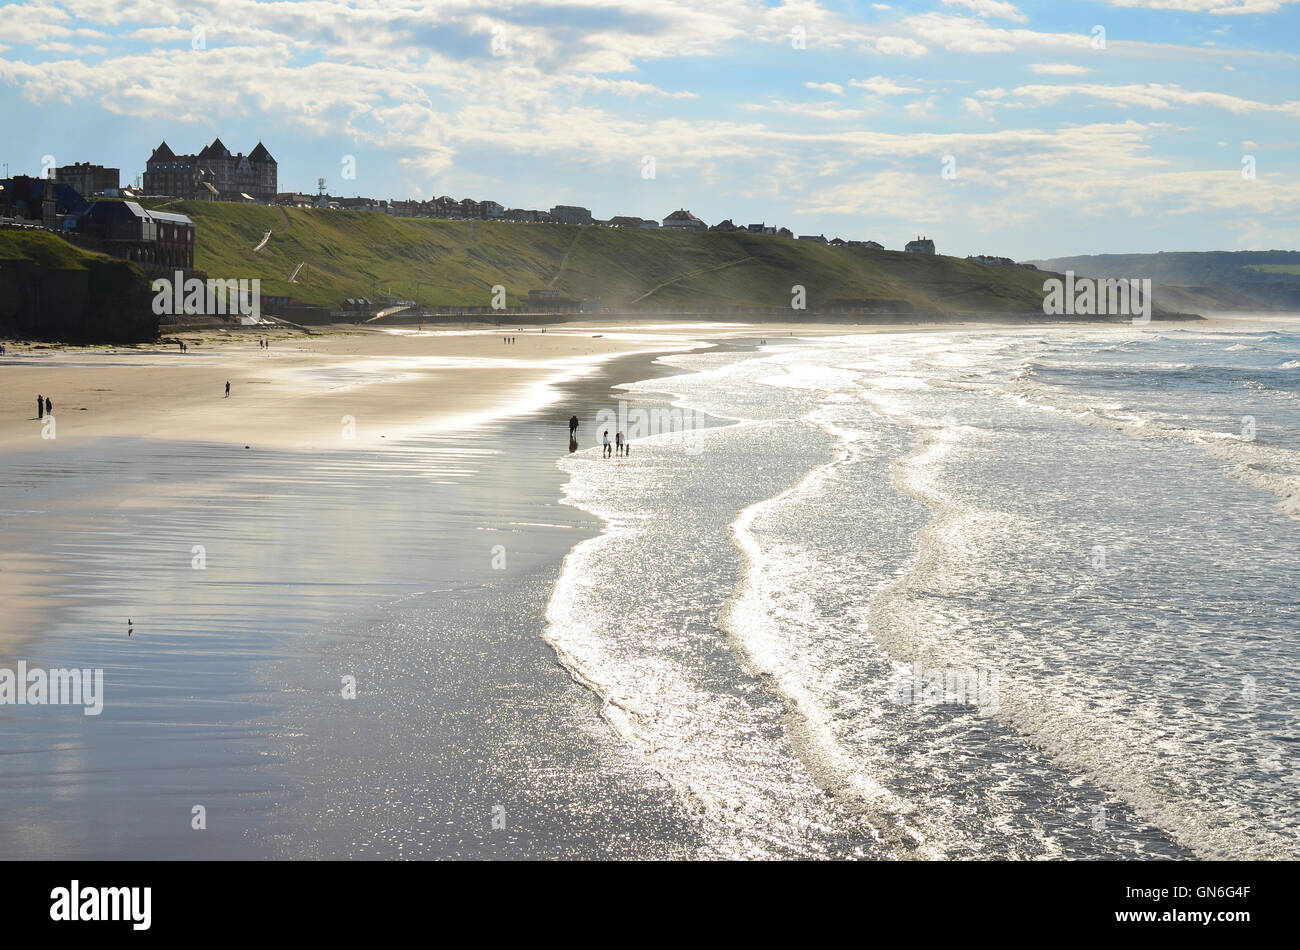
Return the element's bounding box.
[44,396,52,416]
[225,381,231,398]
[602,430,612,458]
[615,431,624,456]
[569,415,579,437]
[37,394,43,419]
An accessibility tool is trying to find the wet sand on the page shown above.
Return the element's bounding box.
[0,330,749,858]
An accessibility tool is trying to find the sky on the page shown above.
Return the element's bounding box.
[1,0,1297,259]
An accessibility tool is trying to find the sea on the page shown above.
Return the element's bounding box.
[547,315,1300,859]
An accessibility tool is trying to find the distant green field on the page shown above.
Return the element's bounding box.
[1033,250,1300,311]
[140,201,1055,313]
[1248,264,1300,275]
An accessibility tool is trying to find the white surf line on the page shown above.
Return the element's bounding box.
[718,412,941,859]
[869,401,1283,860]
[588,345,936,853]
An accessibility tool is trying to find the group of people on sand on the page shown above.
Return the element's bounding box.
[567,414,631,458]
[177,340,189,353]
[35,394,52,418]
[602,429,630,458]
[258,338,269,349]
[502,336,516,344]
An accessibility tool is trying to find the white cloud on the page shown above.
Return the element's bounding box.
[941,0,1028,22]
[806,81,845,95]
[850,75,922,96]
[865,36,929,57]
[1029,63,1090,75]
[993,82,1300,117]
[743,99,867,121]
[1106,0,1299,14]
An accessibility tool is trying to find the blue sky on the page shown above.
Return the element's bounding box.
[2,0,1297,258]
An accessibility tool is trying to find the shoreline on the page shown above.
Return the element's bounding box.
[0,341,720,858]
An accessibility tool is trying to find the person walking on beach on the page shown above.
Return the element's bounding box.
[37,394,43,419]
[569,415,579,437]
[615,431,624,456]
[602,430,612,458]
[225,381,231,398]
[44,396,52,416]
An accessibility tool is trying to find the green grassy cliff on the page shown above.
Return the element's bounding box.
[0,231,157,341]
[145,200,1057,314]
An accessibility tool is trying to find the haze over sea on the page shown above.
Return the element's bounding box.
[1,316,1296,859]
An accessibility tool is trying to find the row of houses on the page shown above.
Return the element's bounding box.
[267,190,902,249]
[1,175,195,269]
[58,136,942,252]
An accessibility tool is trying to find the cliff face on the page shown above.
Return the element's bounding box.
[0,232,158,342]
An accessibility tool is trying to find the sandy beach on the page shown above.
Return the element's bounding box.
[0,324,713,451]
[4,317,1185,450]
[0,316,1204,649]
[6,313,1274,861]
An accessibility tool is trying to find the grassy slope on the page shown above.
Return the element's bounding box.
[150,200,1055,313]
[0,229,102,268]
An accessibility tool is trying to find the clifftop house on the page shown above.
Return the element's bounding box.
[607,215,658,228]
[143,138,277,203]
[663,208,706,229]
[55,163,120,196]
[905,236,936,254]
[550,205,592,225]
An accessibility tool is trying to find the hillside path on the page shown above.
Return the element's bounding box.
[630,255,755,304]
[548,226,587,288]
